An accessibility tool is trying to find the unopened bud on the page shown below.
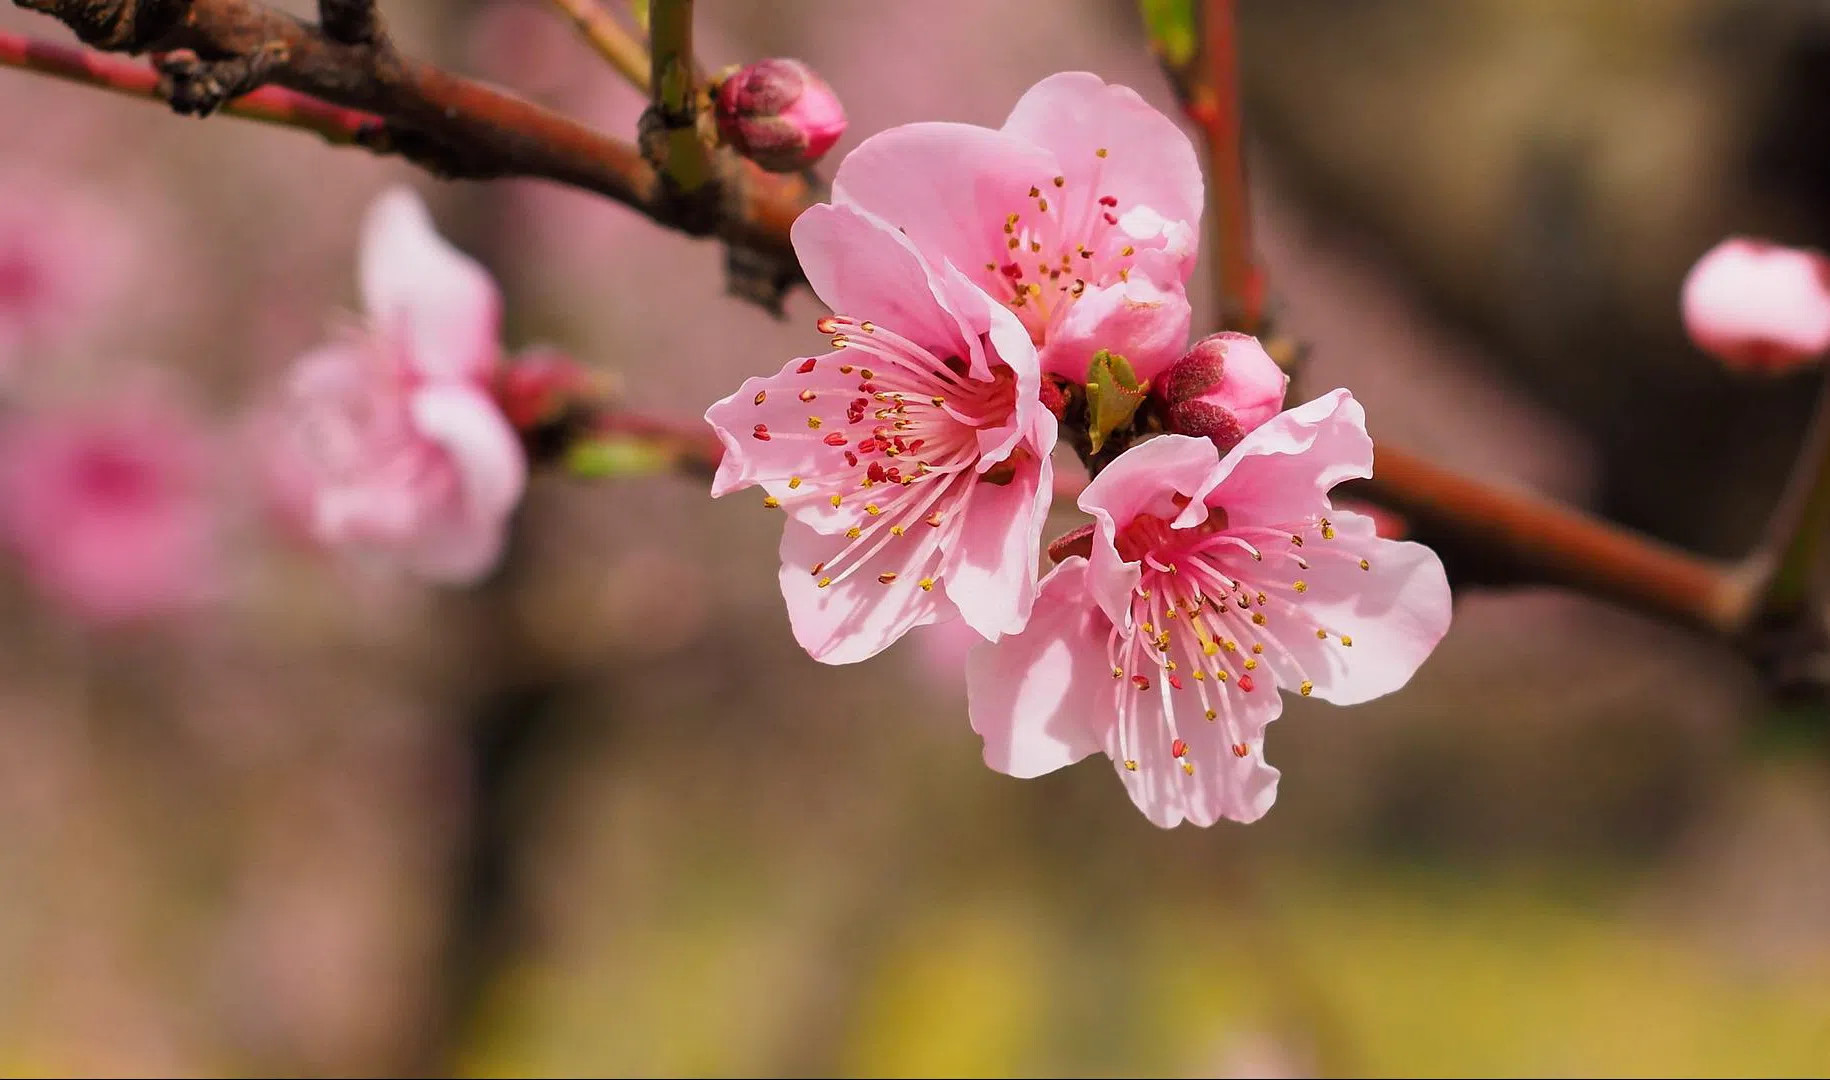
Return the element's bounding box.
[1047,522,1095,564]
[1682,237,1830,374]
[1160,332,1287,454]
[495,347,594,432]
[715,58,846,173]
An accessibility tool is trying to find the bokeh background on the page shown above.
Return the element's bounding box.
[3,0,1830,1074]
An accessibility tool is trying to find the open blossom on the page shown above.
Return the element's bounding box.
[0,392,218,625]
[277,187,526,584]
[706,203,1056,664]
[831,71,1200,383]
[1682,237,1830,373]
[968,391,1452,828]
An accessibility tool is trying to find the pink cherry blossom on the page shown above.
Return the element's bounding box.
[0,171,137,379]
[967,391,1452,828]
[715,58,848,173]
[831,71,1200,384]
[0,392,218,626]
[1682,237,1830,373]
[276,187,526,584]
[705,203,1056,664]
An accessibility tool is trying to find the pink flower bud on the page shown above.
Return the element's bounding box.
[715,58,846,173]
[1682,237,1830,374]
[1160,332,1288,453]
[494,347,592,432]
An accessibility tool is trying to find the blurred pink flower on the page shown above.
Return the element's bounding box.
[706,203,1056,664]
[967,391,1452,828]
[1160,332,1290,452]
[0,171,136,378]
[831,71,1200,382]
[276,187,526,584]
[1682,237,1830,373]
[0,393,218,626]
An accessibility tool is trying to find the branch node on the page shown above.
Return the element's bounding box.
[154,40,287,116]
[317,0,379,45]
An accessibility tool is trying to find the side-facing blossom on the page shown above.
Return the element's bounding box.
[831,72,1201,383]
[967,391,1452,827]
[276,187,526,584]
[706,203,1057,664]
[0,390,218,625]
[1682,237,1830,373]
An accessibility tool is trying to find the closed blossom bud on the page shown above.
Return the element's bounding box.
[494,347,593,432]
[1160,332,1288,453]
[1682,237,1830,374]
[715,58,847,173]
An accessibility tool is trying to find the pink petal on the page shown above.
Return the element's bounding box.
[942,452,1050,640]
[704,351,851,500]
[404,383,527,583]
[1000,72,1203,280]
[1208,389,1372,528]
[830,122,1060,298]
[966,558,1106,778]
[1042,273,1192,383]
[791,203,993,377]
[1101,664,1283,828]
[1256,512,1452,706]
[777,517,951,664]
[359,187,503,383]
[1682,237,1830,373]
[1079,434,1221,627]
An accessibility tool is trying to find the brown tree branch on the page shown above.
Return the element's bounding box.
[9,0,800,265]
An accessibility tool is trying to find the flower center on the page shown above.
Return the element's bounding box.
[1106,512,1372,776]
[976,146,1140,344]
[751,315,1020,592]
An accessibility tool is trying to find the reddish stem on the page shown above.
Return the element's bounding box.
[1194,0,1263,332]
[0,28,378,143]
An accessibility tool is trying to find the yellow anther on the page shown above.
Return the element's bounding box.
[1339,635,1354,647]
[762,496,780,508]
[1293,580,1308,593]
[817,576,833,588]
[1300,680,1313,697]
[919,577,935,591]
[788,476,802,489]
[806,416,822,429]
[1252,613,1268,626]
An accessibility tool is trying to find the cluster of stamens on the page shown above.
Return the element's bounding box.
[749,315,1017,593]
[981,147,1140,342]
[1106,509,1372,777]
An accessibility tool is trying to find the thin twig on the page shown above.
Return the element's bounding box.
[0,28,378,144]
[9,0,798,265]
[546,0,651,93]
[646,0,713,192]
[1194,0,1262,332]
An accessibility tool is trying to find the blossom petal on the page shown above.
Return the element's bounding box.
[705,350,851,500]
[778,517,951,664]
[1102,662,1283,828]
[1257,512,1452,706]
[966,558,1107,778]
[830,121,1060,296]
[943,452,1050,641]
[1042,273,1192,383]
[794,202,996,371]
[403,383,527,583]
[1207,389,1371,528]
[1001,72,1203,279]
[359,187,502,382]
[1078,434,1220,626]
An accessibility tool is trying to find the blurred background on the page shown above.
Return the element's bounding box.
[3,0,1830,1074]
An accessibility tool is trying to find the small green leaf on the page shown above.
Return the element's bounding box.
[1085,349,1149,454]
[1138,0,1198,68]
[567,436,672,479]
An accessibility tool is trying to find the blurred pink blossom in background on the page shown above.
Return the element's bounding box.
[273,187,527,584]
[0,388,219,625]
[1682,237,1830,374]
[0,170,137,380]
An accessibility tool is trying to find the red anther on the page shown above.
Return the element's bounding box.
[1231,743,1250,758]
[856,438,877,454]
[1171,738,1189,758]
[1000,262,1023,278]
[843,451,858,467]
[1098,195,1119,207]
[823,432,847,446]
[1102,212,1119,225]
[1131,674,1151,690]
[866,462,887,483]
[797,357,818,374]
[816,316,841,334]
[1237,674,1255,692]
[752,424,772,441]
[1168,675,1183,690]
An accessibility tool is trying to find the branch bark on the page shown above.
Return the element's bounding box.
[9,0,800,264]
